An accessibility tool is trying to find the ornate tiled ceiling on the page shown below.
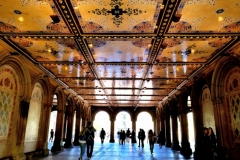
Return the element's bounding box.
[0,0,240,109]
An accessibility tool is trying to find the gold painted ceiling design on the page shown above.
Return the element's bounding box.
[0,0,240,109]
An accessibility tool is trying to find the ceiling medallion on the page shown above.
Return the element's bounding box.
[88,0,146,27]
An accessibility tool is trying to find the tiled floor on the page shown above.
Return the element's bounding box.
[41,141,193,160]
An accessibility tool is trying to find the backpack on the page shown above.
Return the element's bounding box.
[86,127,95,141]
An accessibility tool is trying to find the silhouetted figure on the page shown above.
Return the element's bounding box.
[148,129,155,154]
[138,128,142,147]
[84,121,96,160]
[201,127,212,160]
[120,130,126,145]
[208,127,217,159]
[126,128,131,142]
[100,128,106,144]
[140,129,146,148]
[131,130,136,146]
[157,130,164,148]
[49,129,54,142]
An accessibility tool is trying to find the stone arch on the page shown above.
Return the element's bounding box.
[92,109,111,121]
[191,75,210,149]
[211,56,240,156]
[114,109,133,121]
[53,87,66,112]
[0,56,31,101]
[178,87,190,115]
[0,64,21,146]
[134,109,155,122]
[31,74,52,107]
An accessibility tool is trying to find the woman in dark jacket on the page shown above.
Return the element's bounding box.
[148,129,155,154]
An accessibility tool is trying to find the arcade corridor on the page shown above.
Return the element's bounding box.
[1,0,240,160]
[41,142,193,160]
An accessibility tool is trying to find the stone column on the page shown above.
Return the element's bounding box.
[39,103,52,156]
[171,114,180,150]
[82,118,86,128]
[74,114,81,146]
[160,118,166,146]
[64,112,74,148]
[180,114,192,156]
[155,118,160,135]
[109,117,115,143]
[51,108,65,152]
[132,117,137,143]
[165,117,171,147]
[12,100,29,160]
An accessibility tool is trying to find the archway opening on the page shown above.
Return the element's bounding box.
[136,111,153,143]
[187,95,195,152]
[93,111,110,143]
[24,82,43,152]
[48,94,58,149]
[115,111,132,142]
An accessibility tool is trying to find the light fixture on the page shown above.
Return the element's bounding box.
[50,15,60,23]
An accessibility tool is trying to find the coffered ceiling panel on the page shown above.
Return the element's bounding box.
[168,0,240,33]
[87,38,152,62]
[157,38,232,62]
[72,0,163,33]
[146,64,200,79]
[105,89,139,95]
[139,89,169,96]
[109,95,137,101]
[95,65,146,78]
[102,80,142,88]
[10,38,84,61]
[0,0,70,33]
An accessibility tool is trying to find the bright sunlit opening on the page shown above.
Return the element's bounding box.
[93,111,110,142]
[136,112,153,138]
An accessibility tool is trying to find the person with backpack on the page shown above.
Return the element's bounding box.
[100,128,106,144]
[78,127,86,160]
[84,121,96,160]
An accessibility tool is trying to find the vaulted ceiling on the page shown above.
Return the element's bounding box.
[0,0,240,109]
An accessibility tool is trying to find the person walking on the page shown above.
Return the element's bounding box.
[84,121,96,160]
[138,129,142,147]
[126,128,131,143]
[78,127,86,160]
[157,130,164,148]
[100,128,106,144]
[49,129,54,142]
[131,130,136,146]
[148,129,155,154]
[140,129,146,148]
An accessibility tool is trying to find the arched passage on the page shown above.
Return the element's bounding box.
[115,111,132,141]
[136,111,154,138]
[93,111,110,142]
[24,82,43,152]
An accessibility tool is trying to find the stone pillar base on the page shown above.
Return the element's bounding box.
[180,142,192,157]
[51,145,63,153]
[12,153,26,160]
[165,142,172,147]
[73,140,80,146]
[171,143,180,151]
[64,142,73,148]
[109,138,115,143]
[41,148,49,157]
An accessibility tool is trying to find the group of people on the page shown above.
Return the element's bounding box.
[117,128,136,145]
[201,127,217,160]
[138,128,164,154]
[78,124,167,159]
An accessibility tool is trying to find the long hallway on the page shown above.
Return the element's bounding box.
[42,141,193,160]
